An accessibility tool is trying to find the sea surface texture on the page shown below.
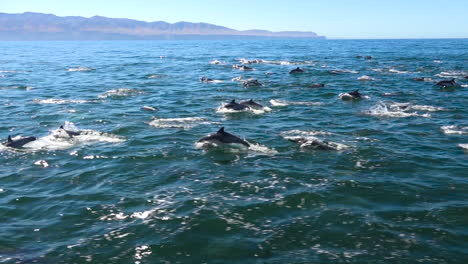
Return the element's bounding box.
[0,39,467,264]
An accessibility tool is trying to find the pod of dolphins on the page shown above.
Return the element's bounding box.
[2,58,464,150]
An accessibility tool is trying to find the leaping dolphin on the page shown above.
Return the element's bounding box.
[197,127,250,147]
[59,125,81,137]
[339,90,363,101]
[239,99,264,109]
[435,79,458,88]
[3,135,37,149]
[224,100,249,111]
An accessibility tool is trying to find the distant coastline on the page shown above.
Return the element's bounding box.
[0,12,325,41]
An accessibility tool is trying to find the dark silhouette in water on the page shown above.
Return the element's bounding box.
[224,100,249,110]
[200,77,214,83]
[233,65,253,71]
[436,78,458,88]
[239,99,264,109]
[289,67,304,74]
[348,90,362,98]
[3,135,36,148]
[59,125,81,137]
[243,79,263,87]
[197,127,250,147]
[309,83,325,88]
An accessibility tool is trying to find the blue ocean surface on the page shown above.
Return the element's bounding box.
[0,39,467,264]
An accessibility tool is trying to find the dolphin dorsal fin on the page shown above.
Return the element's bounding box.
[354,90,359,93]
[249,99,254,102]
[218,127,225,133]
[231,99,235,103]
[7,136,12,142]
[60,125,64,129]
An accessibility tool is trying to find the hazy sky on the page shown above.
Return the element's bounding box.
[1,0,467,39]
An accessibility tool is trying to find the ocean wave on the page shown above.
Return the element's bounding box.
[67,66,93,72]
[441,125,468,135]
[281,130,333,137]
[367,102,431,118]
[237,58,314,66]
[270,99,324,106]
[389,69,410,74]
[98,88,144,99]
[149,117,212,129]
[434,70,466,78]
[33,98,92,104]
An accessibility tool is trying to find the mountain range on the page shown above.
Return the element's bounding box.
[0,12,325,40]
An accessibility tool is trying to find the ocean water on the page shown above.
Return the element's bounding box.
[0,39,467,264]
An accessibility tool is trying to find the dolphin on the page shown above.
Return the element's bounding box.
[197,127,250,147]
[289,67,304,74]
[243,79,263,87]
[239,99,264,109]
[224,100,249,111]
[286,136,346,150]
[435,79,458,88]
[200,77,214,83]
[309,83,325,88]
[348,90,362,98]
[4,135,37,149]
[59,125,81,137]
[233,65,254,71]
[364,56,373,60]
[339,90,362,101]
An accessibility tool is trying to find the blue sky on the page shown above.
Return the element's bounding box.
[1,0,467,39]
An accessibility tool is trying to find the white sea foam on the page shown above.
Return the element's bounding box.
[281,130,349,151]
[209,59,227,65]
[33,98,92,104]
[459,144,468,150]
[98,88,143,99]
[461,84,468,88]
[34,160,49,167]
[357,75,374,81]
[367,102,431,118]
[389,69,409,74]
[67,66,93,72]
[22,122,124,151]
[433,60,443,63]
[248,143,278,155]
[269,99,324,106]
[441,125,468,135]
[435,70,466,78]
[338,93,370,100]
[216,104,272,115]
[281,130,332,137]
[149,117,212,129]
